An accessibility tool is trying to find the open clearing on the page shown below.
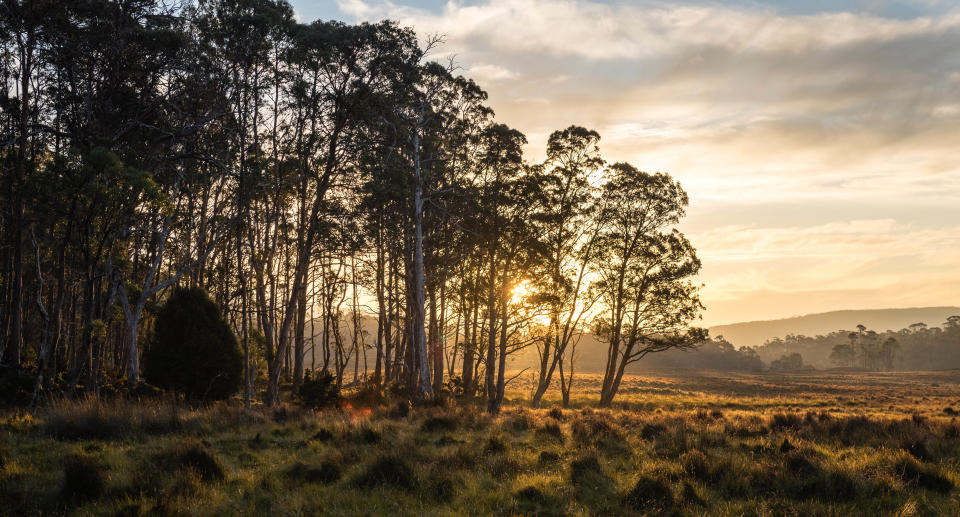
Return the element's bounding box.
[2,370,959,516]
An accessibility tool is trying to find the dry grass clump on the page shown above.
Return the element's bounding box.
[624,476,673,512]
[535,421,565,443]
[569,453,618,512]
[427,470,457,502]
[571,412,630,455]
[483,434,507,455]
[421,414,458,433]
[353,454,416,490]
[514,485,564,517]
[353,425,382,444]
[679,449,708,479]
[538,450,560,465]
[286,459,342,484]
[896,457,953,494]
[60,453,106,503]
[157,437,224,481]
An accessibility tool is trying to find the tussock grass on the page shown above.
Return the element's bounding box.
[43,396,182,440]
[625,476,674,512]
[60,453,105,503]
[3,370,960,515]
[353,454,416,490]
[159,437,224,481]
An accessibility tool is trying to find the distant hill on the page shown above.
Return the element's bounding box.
[709,307,960,349]
[301,306,960,376]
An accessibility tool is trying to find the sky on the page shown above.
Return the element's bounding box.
[293,0,960,327]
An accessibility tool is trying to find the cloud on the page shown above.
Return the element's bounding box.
[338,0,960,323]
[466,63,520,82]
[343,0,960,60]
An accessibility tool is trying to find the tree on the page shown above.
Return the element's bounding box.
[529,126,605,408]
[829,343,857,367]
[770,352,804,371]
[592,163,705,407]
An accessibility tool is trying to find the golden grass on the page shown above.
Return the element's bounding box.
[0,369,958,515]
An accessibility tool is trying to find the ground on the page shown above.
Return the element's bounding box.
[1,370,959,516]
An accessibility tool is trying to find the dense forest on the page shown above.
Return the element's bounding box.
[0,0,706,410]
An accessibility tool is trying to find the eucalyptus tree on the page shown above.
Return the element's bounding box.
[262,20,421,405]
[592,163,706,407]
[468,123,542,413]
[32,0,207,388]
[415,64,492,395]
[529,126,605,407]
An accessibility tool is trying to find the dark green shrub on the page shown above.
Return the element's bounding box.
[297,370,340,409]
[143,287,242,401]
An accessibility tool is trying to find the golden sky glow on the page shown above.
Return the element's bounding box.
[300,0,960,326]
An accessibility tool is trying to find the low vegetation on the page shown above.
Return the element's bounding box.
[2,370,959,515]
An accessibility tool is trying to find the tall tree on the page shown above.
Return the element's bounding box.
[592,163,705,407]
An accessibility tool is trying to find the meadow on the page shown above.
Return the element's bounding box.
[2,370,959,516]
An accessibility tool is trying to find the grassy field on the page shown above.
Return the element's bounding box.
[2,370,960,516]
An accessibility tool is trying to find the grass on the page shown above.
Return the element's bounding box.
[0,369,959,515]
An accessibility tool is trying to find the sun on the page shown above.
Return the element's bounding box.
[510,280,531,304]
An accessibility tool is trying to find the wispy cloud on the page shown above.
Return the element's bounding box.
[334,0,960,324]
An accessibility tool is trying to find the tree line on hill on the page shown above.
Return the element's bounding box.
[637,317,960,373]
[753,318,960,371]
[0,0,705,410]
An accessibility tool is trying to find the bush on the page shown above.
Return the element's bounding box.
[143,287,242,401]
[297,370,340,409]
